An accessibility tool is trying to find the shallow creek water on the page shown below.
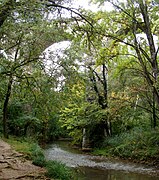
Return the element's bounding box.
[44,141,159,180]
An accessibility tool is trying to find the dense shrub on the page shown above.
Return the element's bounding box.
[93,127,159,161]
[31,144,46,167]
[45,160,73,180]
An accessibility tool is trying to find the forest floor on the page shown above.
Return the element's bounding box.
[0,139,49,180]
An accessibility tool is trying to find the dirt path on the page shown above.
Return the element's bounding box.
[0,139,49,180]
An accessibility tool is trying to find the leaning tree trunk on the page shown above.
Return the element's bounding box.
[3,75,13,138]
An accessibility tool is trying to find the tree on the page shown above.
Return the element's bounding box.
[0,0,97,139]
[89,0,159,128]
[0,7,53,138]
[58,0,159,146]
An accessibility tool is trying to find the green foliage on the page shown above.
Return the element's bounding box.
[7,100,42,137]
[60,102,109,144]
[31,144,46,167]
[94,128,159,161]
[93,148,109,156]
[45,160,74,180]
[46,113,65,141]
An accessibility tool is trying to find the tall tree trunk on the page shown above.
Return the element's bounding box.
[89,64,111,136]
[3,75,13,138]
[152,87,157,128]
[139,1,159,105]
[139,1,159,127]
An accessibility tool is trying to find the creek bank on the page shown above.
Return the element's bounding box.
[92,148,159,170]
[89,154,159,176]
[0,139,49,180]
[53,140,159,170]
[44,141,159,178]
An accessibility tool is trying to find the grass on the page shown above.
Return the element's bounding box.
[30,143,46,167]
[3,136,36,159]
[3,136,75,179]
[46,160,74,180]
[93,128,159,164]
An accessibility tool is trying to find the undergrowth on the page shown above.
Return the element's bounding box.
[93,128,159,163]
[46,160,74,180]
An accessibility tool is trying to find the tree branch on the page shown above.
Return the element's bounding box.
[45,1,94,28]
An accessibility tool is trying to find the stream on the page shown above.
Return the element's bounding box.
[44,141,159,180]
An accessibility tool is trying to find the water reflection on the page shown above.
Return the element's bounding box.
[77,167,159,180]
